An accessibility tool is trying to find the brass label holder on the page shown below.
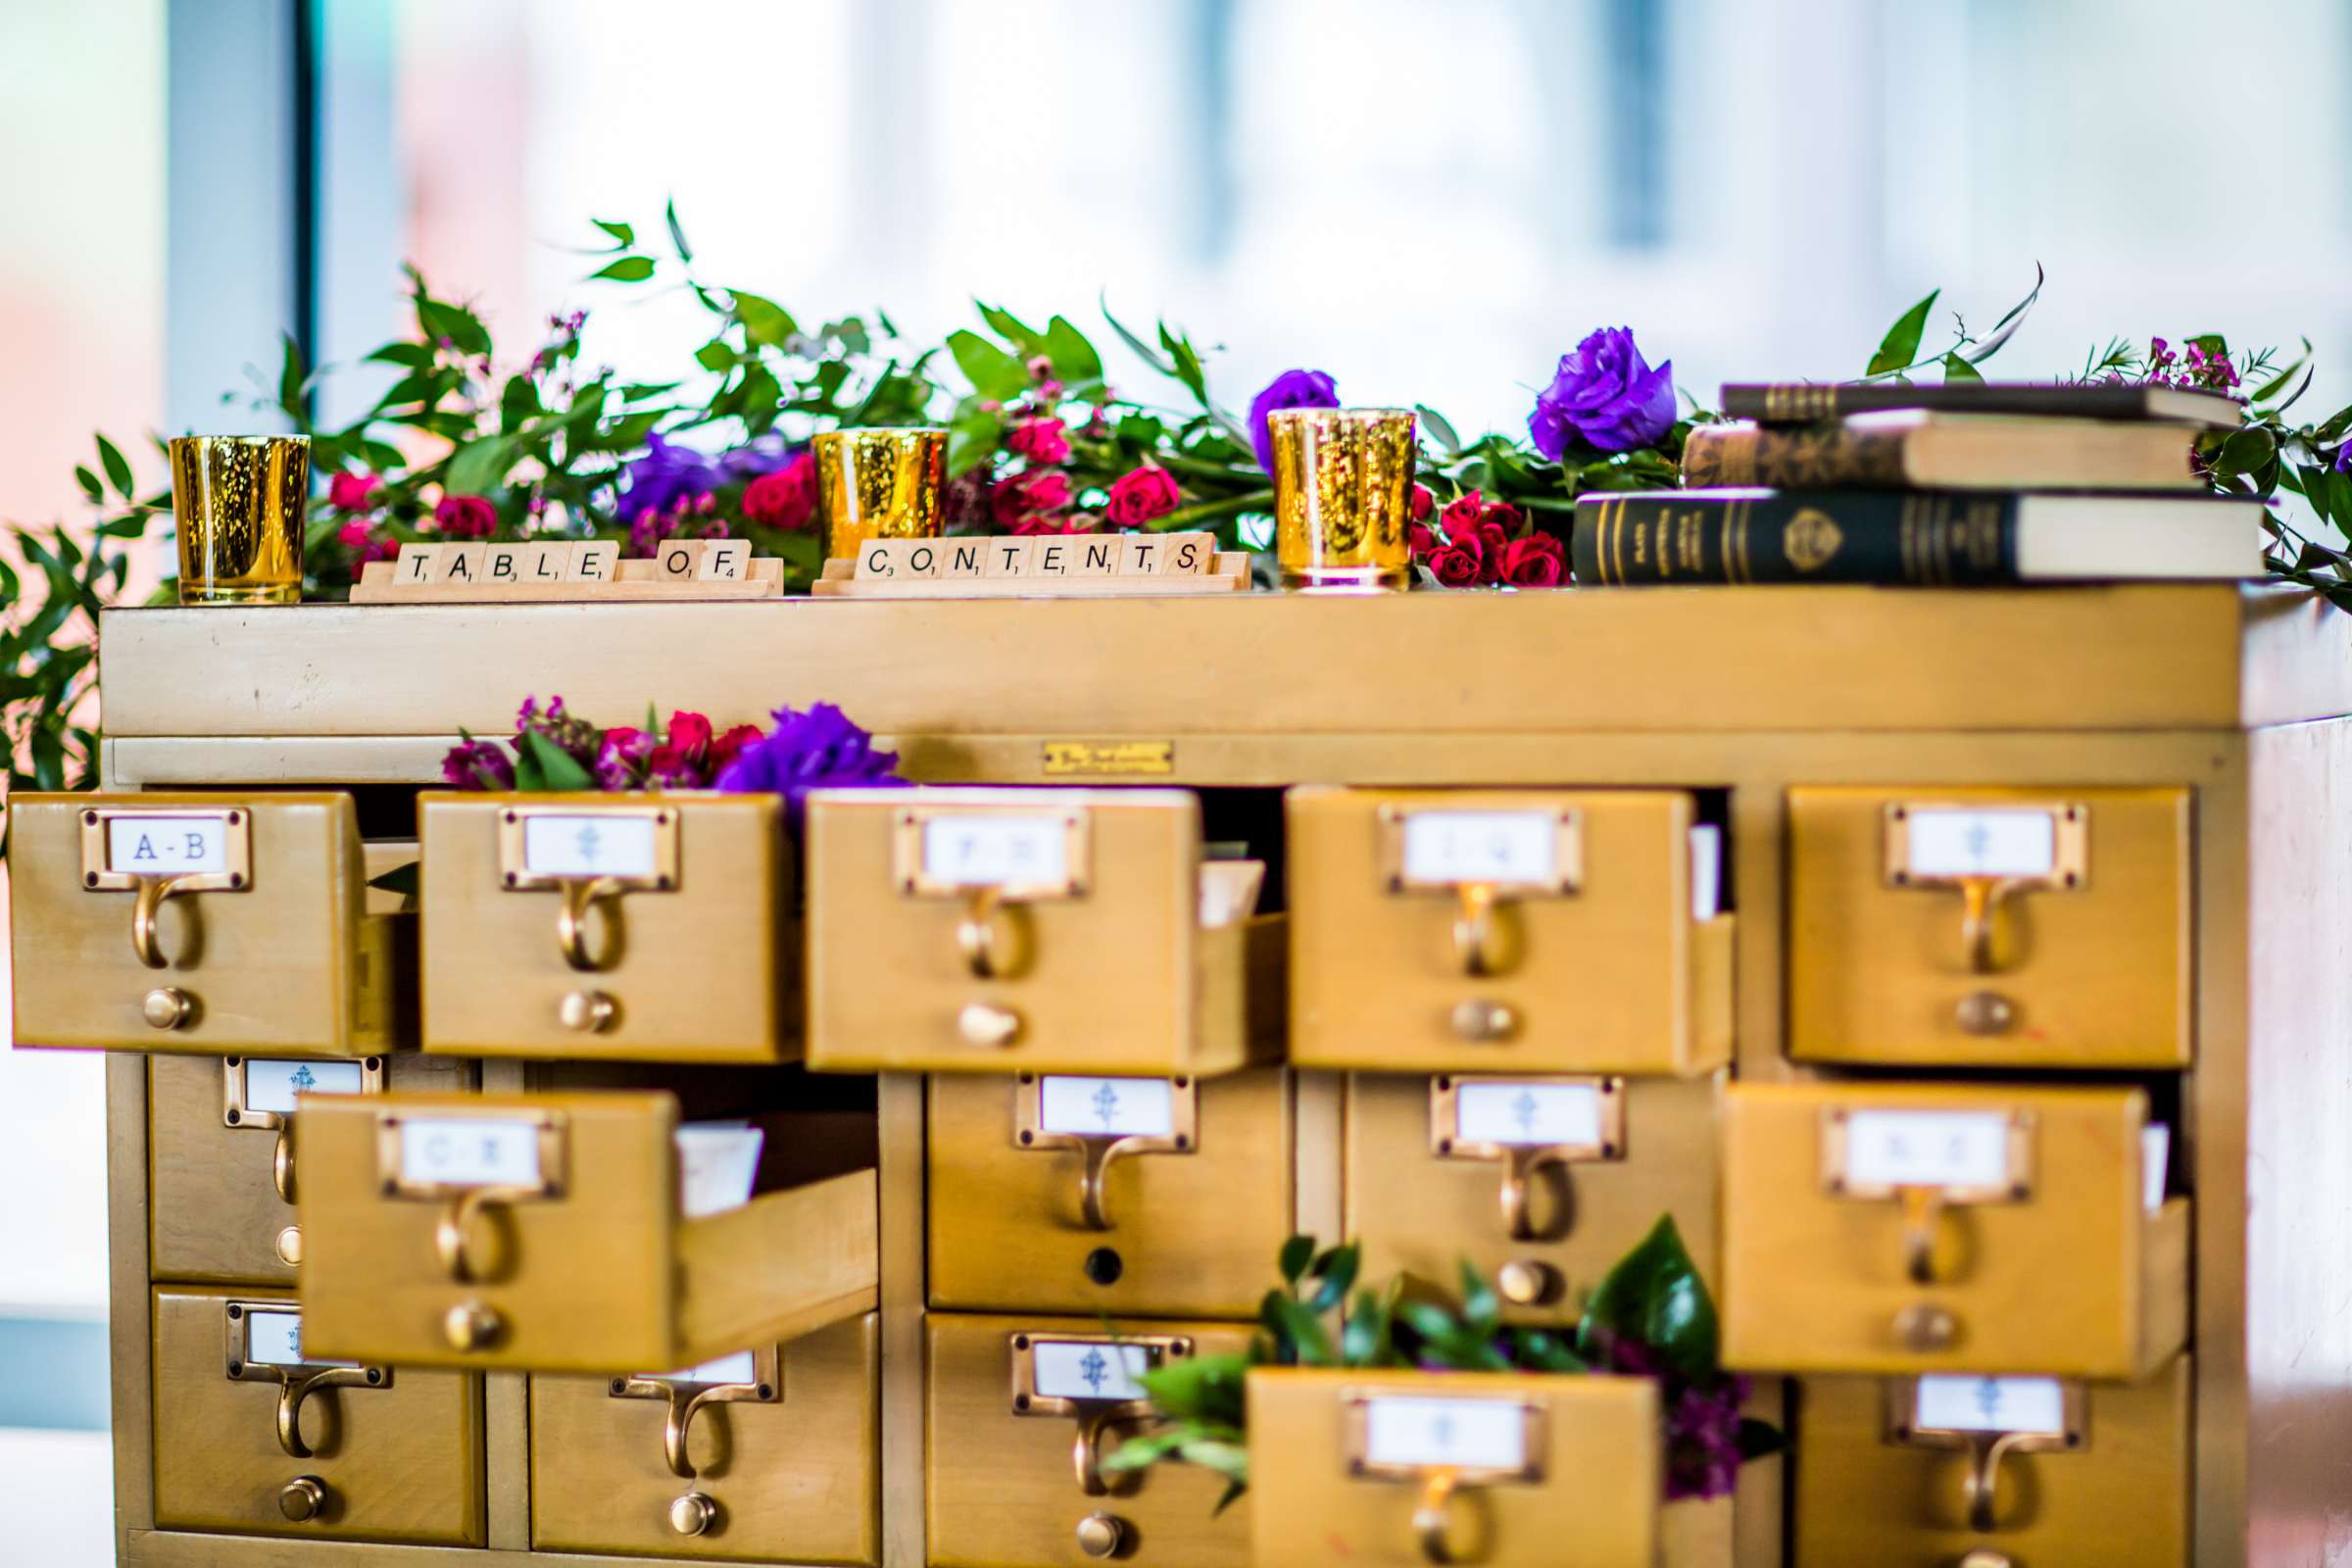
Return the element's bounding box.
[497,803,680,973]
[1010,1332,1192,1496]
[224,1299,389,1460]
[1885,1375,2086,1532]
[895,805,1094,1025]
[1822,1105,2035,1291]
[1376,803,1582,987]
[612,1345,784,1483]
[78,806,254,971]
[1342,1388,1549,1565]
[1430,1075,1624,1243]
[374,1106,569,1288]
[224,1055,385,1248]
[1883,802,2088,975]
[1013,1072,1200,1231]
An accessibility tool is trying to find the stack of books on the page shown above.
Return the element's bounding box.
[1570,381,2261,587]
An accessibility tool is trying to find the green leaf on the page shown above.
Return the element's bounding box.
[1737,1418,1787,1461]
[664,198,693,263]
[1941,352,1984,384]
[1101,300,1179,377]
[278,333,308,420]
[1137,1352,1250,1428]
[1341,1288,1394,1366]
[977,303,1048,359]
[592,256,657,283]
[96,435,134,497]
[1210,1479,1248,1516]
[591,218,635,249]
[74,466,104,503]
[1867,289,1939,376]
[416,297,491,356]
[1962,263,2043,365]
[1277,1236,1315,1287]
[1303,1244,1358,1316]
[696,338,737,373]
[2214,425,2277,477]
[1416,405,1461,456]
[1457,1259,1498,1334]
[521,729,595,792]
[367,862,421,900]
[2252,339,2313,405]
[1044,316,1103,382]
[2189,333,2229,359]
[947,330,1029,401]
[1261,1291,1333,1364]
[1159,323,1211,408]
[731,290,798,350]
[364,341,434,368]
[1577,1214,1719,1383]
[945,408,1002,479]
[445,436,518,497]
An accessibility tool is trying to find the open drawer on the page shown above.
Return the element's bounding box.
[296,1090,876,1374]
[8,792,413,1056]
[805,788,1284,1075]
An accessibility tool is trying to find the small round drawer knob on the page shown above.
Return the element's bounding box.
[1959,1551,2016,1568]
[1076,1511,1127,1559]
[1892,1301,1959,1352]
[443,1298,504,1352]
[668,1492,718,1537]
[274,1225,304,1267]
[560,989,618,1034]
[958,1002,1024,1050]
[278,1476,329,1522]
[1496,1258,1560,1306]
[143,987,196,1030]
[1954,991,2016,1036]
[1449,999,1519,1044]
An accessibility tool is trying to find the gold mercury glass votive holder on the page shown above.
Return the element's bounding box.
[814,427,949,562]
[169,434,311,606]
[1268,407,1418,591]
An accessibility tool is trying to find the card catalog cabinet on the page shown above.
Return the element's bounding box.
[1245,1367,1660,1568]
[419,792,796,1064]
[1721,1083,2187,1378]
[9,792,413,1056]
[929,1068,1295,1318]
[1346,1071,1719,1321]
[926,1313,1254,1568]
[529,1313,880,1562]
[296,1089,877,1374]
[149,1051,472,1283]
[150,1287,483,1544]
[1287,788,1732,1075]
[805,788,1284,1076]
[1794,1358,2191,1566]
[1788,786,2192,1068]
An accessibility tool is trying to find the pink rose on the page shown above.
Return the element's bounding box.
[742,452,817,530]
[1429,542,1485,587]
[328,471,381,511]
[336,519,371,549]
[1500,534,1565,588]
[1439,491,1485,540]
[990,468,1072,530]
[1010,513,1092,536]
[1410,484,1435,522]
[1104,466,1183,528]
[1408,522,1439,559]
[433,494,498,538]
[1007,418,1072,465]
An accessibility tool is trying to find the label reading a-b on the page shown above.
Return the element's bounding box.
[106,815,230,875]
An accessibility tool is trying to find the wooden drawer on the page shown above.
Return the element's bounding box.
[926,1313,1252,1567]
[1287,788,1732,1074]
[807,788,1282,1076]
[297,1090,876,1374]
[419,792,794,1064]
[151,1287,483,1544]
[149,1052,470,1284]
[529,1313,878,1562]
[1347,1072,1718,1322]
[9,793,413,1056]
[1245,1366,1659,1566]
[928,1069,1294,1318]
[1721,1083,2186,1378]
[1788,786,2191,1067]
[1795,1359,2190,1566]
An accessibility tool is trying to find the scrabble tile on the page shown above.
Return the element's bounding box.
[699,539,752,580]
[1031,538,1075,576]
[1072,536,1121,575]
[569,540,619,582]
[519,542,569,585]
[892,539,946,578]
[940,539,987,578]
[982,538,1030,577]
[394,544,439,586]
[1164,532,1212,574]
[857,538,896,578]
[655,540,706,580]
[1120,535,1165,576]
[480,543,528,587]
[432,543,488,584]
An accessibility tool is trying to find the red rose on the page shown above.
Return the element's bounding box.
[742,452,817,530]
[1010,513,1091,536]
[1408,522,1439,558]
[1410,484,1435,521]
[434,494,498,538]
[665,711,714,760]
[1480,500,1524,535]
[1429,543,1485,587]
[1007,418,1072,465]
[1501,534,1566,588]
[1471,518,1511,567]
[710,723,761,773]
[990,468,1072,529]
[1439,491,1485,539]
[1104,466,1183,528]
[336,519,370,549]
[328,471,381,511]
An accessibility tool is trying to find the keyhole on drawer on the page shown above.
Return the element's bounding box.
[1083,1248,1124,1286]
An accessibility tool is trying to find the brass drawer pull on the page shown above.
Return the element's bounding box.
[1899,1187,1947,1286]
[1957,877,2021,976]
[272,1126,297,1205]
[612,1346,783,1482]
[1497,1146,1571,1243]
[274,1365,379,1458]
[131,874,194,969]
[435,1188,512,1284]
[278,1475,329,1522]
[956,885,1029,979]
[1450,884,1513,977]
[556,875,628,972]
[1072,1406,1132,1496]
[1410,1467,1463,1565]
[224,1300,390,1461]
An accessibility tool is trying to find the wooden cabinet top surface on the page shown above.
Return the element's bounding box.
[97,584,2352,740]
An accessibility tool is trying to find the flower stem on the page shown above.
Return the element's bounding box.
[1147,489,1275,531]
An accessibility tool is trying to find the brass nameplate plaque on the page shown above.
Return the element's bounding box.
[1043,740,1175,777]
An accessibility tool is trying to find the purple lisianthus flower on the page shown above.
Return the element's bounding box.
[441,735,516,791]
[2333,445,2351,476]
[616,432,721,523]
[1661,1374,1752,1501]
[1528,327,1676,458]
[714,702,906,824]
[1248,368,1341,472]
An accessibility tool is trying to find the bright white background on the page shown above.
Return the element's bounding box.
[4,1,2350,1561]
